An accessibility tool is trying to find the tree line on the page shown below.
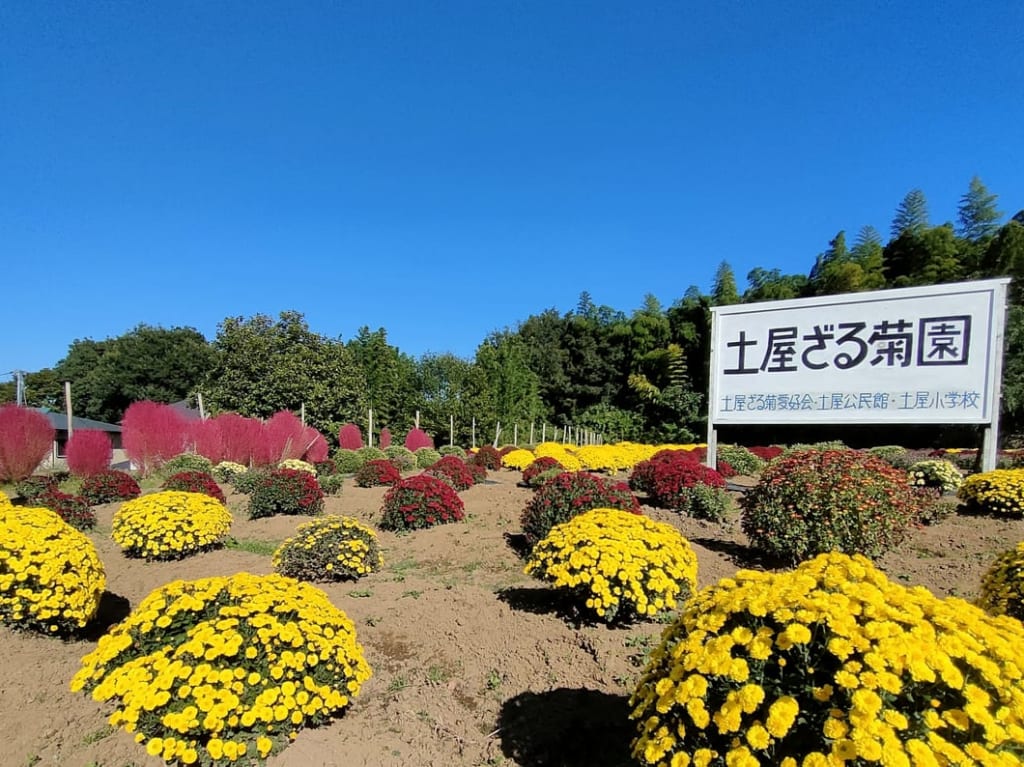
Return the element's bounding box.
[5,177,1023,445]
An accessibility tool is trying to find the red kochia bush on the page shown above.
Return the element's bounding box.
[379,427,392,449]
[215,412,262,466]
[354,459,402,488]
[426,456,475,491]
[380,474,465,531]
[122,400,187,475]
[404,428,434,451]
[162,470,227,503]
[187,419,225,464]
[65,429,113,476]
[80,470,142,505]
[338,423,363,450]
[260,410,306,463]
[0,405,55,483]
[302,427,329,463]
[521,471,641,545]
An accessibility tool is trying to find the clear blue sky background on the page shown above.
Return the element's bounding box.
[3,1,1022,374]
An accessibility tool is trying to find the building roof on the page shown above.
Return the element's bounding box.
[34,409,122,433]
[169,400,203,421]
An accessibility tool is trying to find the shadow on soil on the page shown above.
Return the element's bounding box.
[495,586,588,625]
[503,532,532,559]
[689,537,784,570]
[498,687,634,767]
[80,591,132,641]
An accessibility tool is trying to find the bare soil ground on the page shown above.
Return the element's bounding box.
[3,470,1022,767]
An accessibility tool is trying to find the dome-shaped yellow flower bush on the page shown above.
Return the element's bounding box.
[273,516,383,582]
[501,448,536,471]
[978,541,1024,621]
[1,504,106,634]
[112,491,232,560]
[524,508,698,623]
[71,573,372,765]
[278,458,316,475]
[534,442,583,472]
[212,461,248,483]
[630,552,1024,767]
[959,468,1024,517]
[908,459,963,493]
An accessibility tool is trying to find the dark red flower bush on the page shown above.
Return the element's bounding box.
[521,471,641,546]
[65,429,113,476]
[248,468,325,519]
[425,456,475,491]
[469,445,502,470]
[38,489,95,531]
[465,461,487,485]
[161,470,227,504]
[741,448,924,563]
[715,459,737,478]
[0,405,55,483]
[354,459,402,488]
[380,474,465,531]
[80,470,142,505]
[629,449,700,495]
[748,445,784,462]
[338,423,363,450]
[14,475,58,503]
[404,428,434,451]
[523,457,562,486]
[645,460,728,519]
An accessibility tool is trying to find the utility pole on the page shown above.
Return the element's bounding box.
[13,370,27,405]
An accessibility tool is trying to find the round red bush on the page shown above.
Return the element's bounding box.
[425,456,475,491]
[354,459,402,488]
[523,457,562,485]
[65,429,113,476]
[748,445,784,461]
[469,445,502,470]
[248,468,325,519]
[521,471,641,546]
[161,470,227,504]
[628,450,700,495]
[380,474,465,531]
[80,470,142,506]
[466,461,487,484]
[647,460,726,511]
[38,489,96,531]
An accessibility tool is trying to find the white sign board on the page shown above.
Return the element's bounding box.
[708,279,1009,425]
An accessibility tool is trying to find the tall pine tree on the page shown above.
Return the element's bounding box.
[957,176,1002,241]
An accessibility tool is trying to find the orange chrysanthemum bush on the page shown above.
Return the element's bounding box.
[977,541,1024,622]
[630,552,1024,767]
[741,449,922,562]
[524,508,698,623]
[71,573,372,766]
[0,502,106,634]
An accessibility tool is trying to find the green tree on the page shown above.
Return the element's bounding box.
[0,368,63,409]
[204,311,366,440]
[627,343,701,442]
[743,268,807,302]
[957,176,1002,241]
[891,189,930,239]
[983,219,1024,302]
[347,327,418,435]
[474,331,545,433]
[54,326,214,424]
[415,352,486,445]
[711,261,741,306]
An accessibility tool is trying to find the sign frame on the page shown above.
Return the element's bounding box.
[705,278,1010,471]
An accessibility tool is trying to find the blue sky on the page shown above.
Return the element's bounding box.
[3,1,1022,374]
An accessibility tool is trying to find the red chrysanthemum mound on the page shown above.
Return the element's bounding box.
[469,445,503,470]
[521,471,640,546]
[248,468,324,519]
[380,475,465,531]
[354,459,402,488]
[161,470,227,504]
[647,459,726,510]
[425,456,475,491]
[523,456,563,486]
[38,489,96,531]
[80,470,142,506]
[629,449,701,495]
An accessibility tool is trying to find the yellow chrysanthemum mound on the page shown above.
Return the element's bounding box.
[959,468,1024,517]
[501,448,536,471]
[112,491,232,560]
[273,516,383,582]
[978,541,1024,622]
[0,504,106,634]
[278,458,316,475]
[630,552,1024,767]
[71,573,372,765]
[533,442,583,472]
[524,508,697,623]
